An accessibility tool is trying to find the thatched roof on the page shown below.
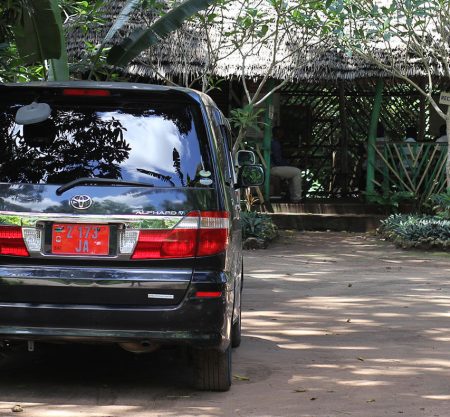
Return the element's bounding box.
[66,0,448,83]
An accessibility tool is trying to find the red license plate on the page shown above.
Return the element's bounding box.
[52,223,110,256]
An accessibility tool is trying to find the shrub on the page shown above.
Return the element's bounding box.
[430,192,450,220]
[369,191,416,213]
[241,212,278,248]
[378,214,450,250]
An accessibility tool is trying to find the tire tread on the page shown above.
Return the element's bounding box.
[193,347,231,391]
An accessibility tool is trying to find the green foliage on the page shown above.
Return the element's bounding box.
[0,0,69,80]
[241,211,278,242]
[430,192,450,220]
[229,105,265,132]
[322,0,450,138]
[54,1,108,80]
[61,0,106,35]
[369,191,415,212]
[0,1,43,81]
[87,0,141,79]
[0,43,46,82]
[12,0,62,64]
[302,169,323,196]
[378,214,450,250]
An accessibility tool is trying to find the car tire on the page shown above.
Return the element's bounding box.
[193,346,232,391]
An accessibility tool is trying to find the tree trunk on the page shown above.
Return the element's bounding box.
[233,127,247,155]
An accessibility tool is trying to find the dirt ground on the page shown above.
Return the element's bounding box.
[1,231,450,417]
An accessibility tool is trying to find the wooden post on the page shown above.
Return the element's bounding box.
[338,82,349,195]
[365,79,384,201]
[263,81,274,201]
[382,144,390,195]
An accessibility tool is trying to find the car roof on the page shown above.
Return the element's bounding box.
[1,81,209,105]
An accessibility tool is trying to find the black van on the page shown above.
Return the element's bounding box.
[0,82,264,391]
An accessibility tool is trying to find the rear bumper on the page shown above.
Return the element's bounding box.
[0,266,234,350]
[0,326,223,347]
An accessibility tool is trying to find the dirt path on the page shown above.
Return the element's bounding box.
[1,231,450,416]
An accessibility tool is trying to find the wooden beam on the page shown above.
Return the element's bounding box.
[338,82,350,194]
[365,79,384,200]
[263,81,274,201]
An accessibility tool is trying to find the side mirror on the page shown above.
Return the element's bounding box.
[236,150,256,166]
[236,164,265,188]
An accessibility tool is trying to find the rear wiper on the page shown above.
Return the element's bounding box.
[56,177,154,196]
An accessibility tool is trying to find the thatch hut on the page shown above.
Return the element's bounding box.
[66,0,450,205]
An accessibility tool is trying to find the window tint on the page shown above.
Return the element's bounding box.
[209,107,234,184]
[0,92,210,187]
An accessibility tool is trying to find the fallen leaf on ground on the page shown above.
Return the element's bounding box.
[348,283,352,287]
[233,374,250,381]
[357,357,365,361]
[346,319,351,323]
[310,397,317,401]
[366,399,376,403]
[294,388,307,393]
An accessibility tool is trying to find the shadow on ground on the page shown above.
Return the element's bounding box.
[1,231,450,416]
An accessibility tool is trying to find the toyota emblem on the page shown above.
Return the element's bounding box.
[70,195,93,210]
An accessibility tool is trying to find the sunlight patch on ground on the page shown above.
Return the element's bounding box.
[287,297,375,308]
[336,379,392,387]
[243,319,283,328]
[278,344,376,350]
[379,259,404,263]
[268,328,331,336]
[247,333,290,343]
[408,359,450,368]
[288,375,391,387]
[417,311,450,318]
[372,312,409,318]
[406,295,450,301]
[423,328,450,341]
[248,271,327,279]
[422,395,450,400]
[243,311,319,320]
[352,367,420,377]
[0,404,143,417]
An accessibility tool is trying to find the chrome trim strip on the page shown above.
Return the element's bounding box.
[0,211,184,228]
[0,302,181,311]
[0,265,192,283]
[0,326,212,341]
[147,293,175,300]
[0,277,188,289]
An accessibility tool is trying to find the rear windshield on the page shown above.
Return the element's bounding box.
[0,88,211,187]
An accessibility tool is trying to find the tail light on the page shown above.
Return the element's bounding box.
[130,211,229,260]
[195,291,223,298]
[63,89,110,97]
[0,226,29,257]
[197,211,230,256]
